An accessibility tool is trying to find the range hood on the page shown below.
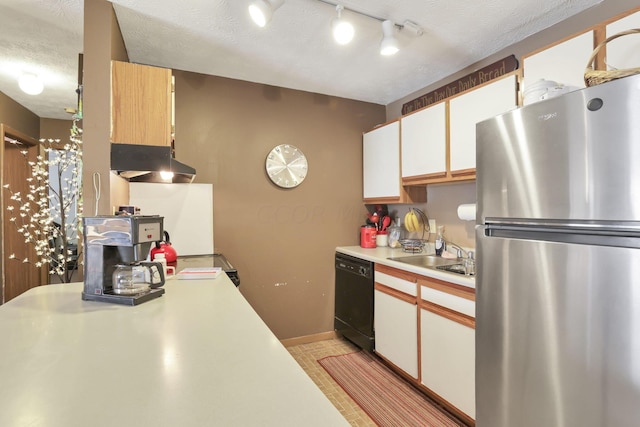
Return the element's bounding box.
[111,143,196,183]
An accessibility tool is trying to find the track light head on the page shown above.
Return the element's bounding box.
[380,20,399,56]
[249,0,284,28]
[332,5,354,45]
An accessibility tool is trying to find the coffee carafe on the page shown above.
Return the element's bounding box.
[82,215,166,306]
[112,262,165,295]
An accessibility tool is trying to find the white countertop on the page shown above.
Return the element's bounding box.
[336,246,475,289]
[0,274,348,426]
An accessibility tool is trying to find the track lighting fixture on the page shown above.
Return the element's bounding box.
[249,0,424,56]
[18,72,43,95]
[401,19,424,37]
[380,20,399,56]
[248,0,284,28]
[332,5,354,45]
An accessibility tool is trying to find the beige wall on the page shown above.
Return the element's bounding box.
[82,0,130,217]
[0,91,39,139]
[174,70,385,339]
[40,118,73,141]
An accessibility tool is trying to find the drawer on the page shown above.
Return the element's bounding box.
[375,270,417,296]
[421,285,475,318]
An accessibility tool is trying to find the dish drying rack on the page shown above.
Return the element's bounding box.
[399,208,431,253]
[399,239,425,253]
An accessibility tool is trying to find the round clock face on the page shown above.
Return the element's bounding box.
[265,144,308,188]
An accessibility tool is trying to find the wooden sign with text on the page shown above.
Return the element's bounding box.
[401,55,519,115]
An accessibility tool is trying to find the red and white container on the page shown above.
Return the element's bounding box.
[360,225,377,248]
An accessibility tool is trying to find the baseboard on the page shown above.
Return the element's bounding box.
[280,331,337,347]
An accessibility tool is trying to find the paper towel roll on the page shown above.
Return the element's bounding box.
[457,203,476,221]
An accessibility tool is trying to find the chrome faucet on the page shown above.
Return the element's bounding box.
[445,241,475,276]
[445,241,473,259]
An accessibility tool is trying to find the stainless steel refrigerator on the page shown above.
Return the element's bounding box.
[476,74,640,427]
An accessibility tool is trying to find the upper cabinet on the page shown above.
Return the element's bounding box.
[401,102,446,182]
[390,6,640,190]
[449,73,518,176]
[522,30,593,90]
[363,120,399,200]
[605,11,640,70]
[399,73,518,186]
[111,61,172,146]
[363,120,426,204]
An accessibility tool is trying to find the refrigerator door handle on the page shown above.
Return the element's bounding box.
[485,218,640,233]
[484,225,640,249]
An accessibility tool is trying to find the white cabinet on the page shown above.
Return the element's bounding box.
[400,102,446,179]
[606,11,640,71]
[419,281,476,421]
[522,30,593,90]
[374,266,418,379]
[449,74,518,173]
[370,261,476,423]
[363,120,400,199]
[363,120,426,203]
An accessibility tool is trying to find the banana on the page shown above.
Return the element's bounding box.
[404,211,415,232]
[404,209,421,233]
[410,209,421,233]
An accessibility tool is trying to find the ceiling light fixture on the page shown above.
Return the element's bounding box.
[380,20,399,56]
[252,0,424,56]
[18,73,43,95]
[332,5,354,45]
[313,0,424,55]
[248,0,285,28]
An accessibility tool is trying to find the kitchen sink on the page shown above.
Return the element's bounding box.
[435,263,472,276]
[388,255,474,277]
[387,254,460,268]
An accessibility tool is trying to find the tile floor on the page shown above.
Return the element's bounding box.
[286,338,377,426]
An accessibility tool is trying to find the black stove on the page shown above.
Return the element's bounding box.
[214,253,240,287]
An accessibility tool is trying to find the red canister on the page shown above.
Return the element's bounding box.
[360,225,377,248]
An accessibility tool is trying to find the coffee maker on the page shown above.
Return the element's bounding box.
[82,215,166,305]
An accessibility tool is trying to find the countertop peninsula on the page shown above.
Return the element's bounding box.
[336,245,475,289]
[0,274,348,426]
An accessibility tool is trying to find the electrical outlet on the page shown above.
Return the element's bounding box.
[428,219,436,233]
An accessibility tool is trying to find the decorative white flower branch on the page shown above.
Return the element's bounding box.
[3,117,83,283]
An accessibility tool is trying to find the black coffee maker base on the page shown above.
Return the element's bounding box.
[82,287,165,306]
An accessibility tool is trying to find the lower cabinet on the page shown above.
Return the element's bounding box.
[420,279,476,423]
[374,290,418,378]
[374,265,418,378]
[373,264,476,424]
[420,307,475,419]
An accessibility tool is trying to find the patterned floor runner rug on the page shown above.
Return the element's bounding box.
[318,351,464,427]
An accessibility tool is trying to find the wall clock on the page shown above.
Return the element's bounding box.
[265,144,308,188]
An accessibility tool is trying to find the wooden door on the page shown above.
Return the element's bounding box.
[1,124,46,304]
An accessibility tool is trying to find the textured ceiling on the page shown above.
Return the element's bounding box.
[0,0,602,120]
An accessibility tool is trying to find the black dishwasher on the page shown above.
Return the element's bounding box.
[334,253,374,351]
